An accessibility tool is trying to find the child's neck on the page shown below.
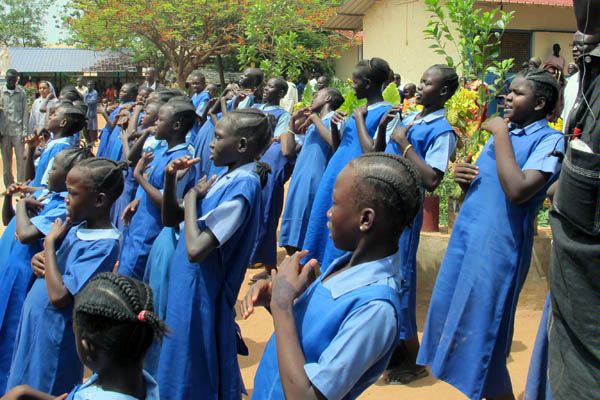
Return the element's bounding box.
[85,213,113,229]
[227,157,254,173]
[165,134,186,149]
[420,103,444,118]
[264,98,280,107]
[513,114,545,129]
[349,239,398,268]
[365,90,384,106]
[52,130,73,139]
[318,104,333,117]
[96,363,145,399]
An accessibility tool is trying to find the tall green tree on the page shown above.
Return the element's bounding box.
[63,0,247,85]
[0,0,52,47]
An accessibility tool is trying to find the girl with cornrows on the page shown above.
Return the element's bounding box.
[5,158,125,396]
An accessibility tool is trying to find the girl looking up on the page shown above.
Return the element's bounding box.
[5,157,125,396]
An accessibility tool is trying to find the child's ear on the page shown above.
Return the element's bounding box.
[238,137,248,153]
[439,85,449,99]
[80,338,98,364]
[173,120,182,132]
[59,118,68,128]
[95,192,108,208]
[359,208,375,232]
[534,96,547,112]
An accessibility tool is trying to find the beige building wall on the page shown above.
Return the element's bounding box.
[354,0,575,83]
[334,45,361,80]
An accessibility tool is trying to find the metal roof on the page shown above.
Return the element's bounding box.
[323,0,374,30]
[479,0,572,6]
[8,48,137,73]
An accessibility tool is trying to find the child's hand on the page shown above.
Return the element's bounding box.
[121,198,140,226]
[166,156,200,177]
[454,156,478,186]
[240,279,272,319]
[331,111,347,126]
[270,250,318,310]
[391,123,413,146]
[45,217,71,246]
[22,197,44,214]
[482,116,509,136]
[353,105,368,119]
[133,152,154,180]
[23,132,42,149]
[4,182,28,196]
[379,106,402,130]
[186,175,217,201]
[31,251,45,277]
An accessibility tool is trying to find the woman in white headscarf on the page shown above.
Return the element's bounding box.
[28,80,58,135]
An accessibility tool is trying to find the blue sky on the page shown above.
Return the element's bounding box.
[43,0,68,44]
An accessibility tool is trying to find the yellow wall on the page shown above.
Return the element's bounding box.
[344,0,576,83]
[334,45,361,80]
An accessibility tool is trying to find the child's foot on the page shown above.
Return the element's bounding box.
[384,363,428,385]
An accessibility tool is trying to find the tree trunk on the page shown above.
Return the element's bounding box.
[216,55,226,88]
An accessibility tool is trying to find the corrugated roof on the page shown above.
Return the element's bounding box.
[479,0,571,6]
[8,48,137,73]
[323,0,374,30]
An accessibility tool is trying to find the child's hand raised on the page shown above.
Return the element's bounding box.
[185,175,217,202]
[166,156,200,177]
[133,152,154,180]
[21,196,44,214]
[353,105,368,119]
[379,106,402,130]
[331,111,347,125]
[482,116,510,136]
[31,250,45,277]
[23,132,43,149]
[45,217,71,245]
[391,123,413,146]
[270,250,318,310]
[240,279,272,319]
[121,198,140,226]
[4,182,28,196]
[454,154,478,188]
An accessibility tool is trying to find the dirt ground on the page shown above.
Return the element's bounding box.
[1,117,548,399]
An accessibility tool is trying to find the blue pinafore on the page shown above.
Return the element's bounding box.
[104,102,134,161]
[385,111,454,339]
[117,143,194,280]
[0,191,67,393]
[524,294,552,400]
[279,112,334,250]
[96,106,121,158]
[302,102,392,267]
[157,167,262,400]
[417,120,563,399]
[250,104,290,267]
[253,261,403,399]
[30,137,74,187]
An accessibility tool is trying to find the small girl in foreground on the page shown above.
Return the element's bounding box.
[244,153,423,399]
[2,273,164,400]
[5,158,125,396]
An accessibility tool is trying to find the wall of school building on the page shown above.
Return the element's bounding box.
[334,45,361,80]
[333,0,576,84]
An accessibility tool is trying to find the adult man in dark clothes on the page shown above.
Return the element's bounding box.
[548,1,600,399]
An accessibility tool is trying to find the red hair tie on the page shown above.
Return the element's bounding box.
[138,310,148,322]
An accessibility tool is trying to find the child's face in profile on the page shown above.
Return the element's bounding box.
[416,68,444,107]
[504,77,541,125]
[210,118,243,167]
[142,105,159,128]
[310,89,329,112]
[65,167,98,223]
[45,106,65,132]
[47,152,69,192]
[327,166,362,251]
[351,68,369,99]
[155,105,175,140]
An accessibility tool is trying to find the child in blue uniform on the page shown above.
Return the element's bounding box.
[250,77,292,270]
[117,100,196,280]
[362,64,459,384]
[244,152,423,399]
[2,273,164,400]
[5,157,125,396]
[98,83,138,159]
[279,87,345,255]
[302,58,393,268]
[156,109,272,400]
[189,70,211,116]
[417,70,564,400]
[0,147,93,393]
[23,101,87,188]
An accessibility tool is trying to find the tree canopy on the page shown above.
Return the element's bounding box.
[0,0,52,47]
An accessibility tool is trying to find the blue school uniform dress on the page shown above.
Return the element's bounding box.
[525,294,552,400]
[417,119,563,399]
[65,370,159,400]
[117,142,194,280]
[105,102,135,161]
[302,102,392,267]
[279,111,335,249]
[157,162,262,400]
[250,103,291,267]
[6,223,121,396]
[385,109,455,339]
[253,251,404,399]
[97,106,121,158]
[192,90,211,115]
[31,137,75,187]
[0,191,67,394]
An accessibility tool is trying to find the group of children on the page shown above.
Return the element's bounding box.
[0,56,563,400]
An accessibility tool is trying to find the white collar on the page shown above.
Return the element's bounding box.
[75,222,121,241]
[321,111,335,120]
[367,101,391,111]
[46,136,73,150]
[207,161,257,197]
[404,108,446,125]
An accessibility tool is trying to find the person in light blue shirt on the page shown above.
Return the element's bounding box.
[245,153,424,400]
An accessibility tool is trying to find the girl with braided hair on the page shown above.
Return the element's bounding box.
[156,108,271,400]
[417,69,564,400]
[245,152,423,399]
[2,273,164,399]
[5,157,124,396]
[0,146,93,393]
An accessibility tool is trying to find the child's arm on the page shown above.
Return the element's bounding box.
[0,384,65,400]
[15,197,44,244]
[2,183,27,224]
[127,126,155,166]
[22,133,43,182]
[126,104,144,138]
[133,152,163,207]
[183,176,219,262]
[270,251,325,400]
[43,218,73,308]
[391,124,445,192]
[162,156,200,227]
[483,117,552,204]
[281,109,309,160]
[199,97,218,125]
[99,104,117,131]
[311,114,334,148]
[241,278,273,319]
[374,107,402,152]
[330,111,346,152]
